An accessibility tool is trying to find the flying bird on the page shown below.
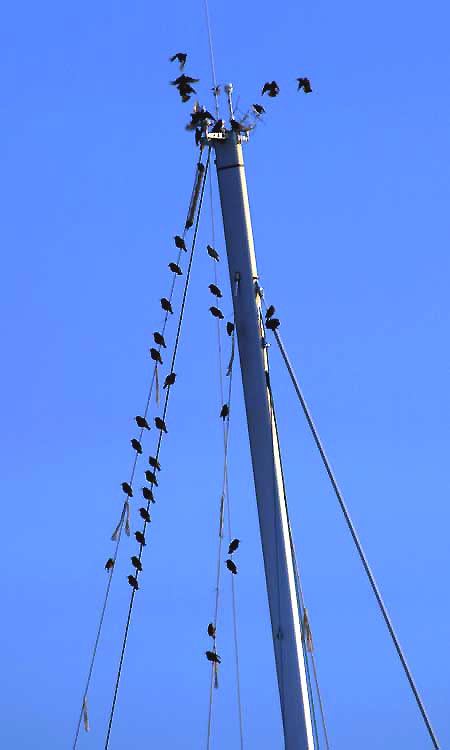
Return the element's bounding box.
[121,482,133,497]
[252,103,265,115]
[131,438,142,454]
[265,304,275,320]
[155,416,168,433]
[169,52,187,70]
[105,558,114,572]
[139,507,151,522]
[226,322,235,336]
[135,530,146,546]
[169,262,182,275]
[228,538,240,555]
[171,74,199,87]
[149,456,161,471]
[206,650,221,664]
[207,244,219,261]
[161,298,173,314]
[153,331,167,348]
[297,77,312,94]
[266,317,280,331]
[142,487,154,503]
[210,306,224,320]
[208,283,222,298]
[163,372,176,389]
[174,235,187,251]
[131,555,142,572]
[145,470,159,487]
[128,574,139,590]
[262,81,280,97]
[226,559,238,574]
[220,404,229,420]
[135,415,150,430]
[207,623,216,638]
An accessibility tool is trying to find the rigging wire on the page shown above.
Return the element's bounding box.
[203,0,220,118]
[269,320,440,750]
[104,147,212,750]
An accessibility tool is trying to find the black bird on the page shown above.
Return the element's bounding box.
[131,555,142,572]
[174,235,187,251]
[206,650,221,664]
[220,404,229,420]
[121,482,133,497]
[207,244,219,261]
[145,470,159,487]
[131,438,142,454]
[161,298,173,314]
[226,322,235,336]
[128,574,139,590]
[265,304,275,320]
[135,530,146,546]
[262,81,280,97]
[195,128,202,147]
[210,306,224,320]
[142,487,155,503]
[266,317,280,331]
[171,74,199,87]
[187,108,215,128]
[230,119,253,133]
[155,416,168,433]
[105,558,114,571]
[149,456,161,471]
[135,415,150,430]
[252,103,265,115]
[228,538,240,555]
[297,77,312,94]
[153,331,167,348]
[169,52,187,70]
[210,119,225,133]
[163,372,176,389]
[139,507,151,522]
[169,261,183,275]
[208,283,222,298]
[226,559,238,574]
[150,347,163,365]
[207,623,216,638]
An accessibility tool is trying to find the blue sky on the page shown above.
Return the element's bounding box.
[1,1,449,747]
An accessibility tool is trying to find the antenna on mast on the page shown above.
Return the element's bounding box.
[224,83,234,120]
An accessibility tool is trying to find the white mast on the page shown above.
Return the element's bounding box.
[208,86,315,750]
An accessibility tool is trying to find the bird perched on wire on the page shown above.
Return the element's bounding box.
[135,530,146,546]
[266,317,280,331]
[169,52,187,70]
[207,244,219,261]
[149,456,161,471]
[226,322,234,336]
[131,555,142,572]
[150,347,163,365]
[121,481,133,497]
[145,470,159,487]
[206,650,221,664]
[208,283,222,298]
[163,372,176,389]
[139,507,151,522]
[174,235,187,251]
[131,438,142,454]
[161,297,173,314]
[128,574,139,590]
[135,415,150,430]
[153,332,166,348]
[155,416,168,433]
[105,558,114,572]
[265,304,275,320]
[226,559,238,574]
[169,261,183,275]
[220,404,229,420]
[262,81,280,97]
[142,487,154,503]
[252,103,265,115]
[207,623,216,638]
[228,538,240,554]
[210,306,224,320]
[297,77,312,93]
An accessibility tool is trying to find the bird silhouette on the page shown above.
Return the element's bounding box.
[210,306,224,320]
[169,262,182,275]
[207,244,219,261]
[297,77,312,93]
[155,416,168,433]
[150,348,163,365]
[262,81,280,97]
[105,558,114,571]
[174,235,187,251]
[149,456,161,471]
[230,119,253,133]
[171,74,199,87]
[220,404,229,420]
[171,76,199,103]
[163,372,176,389]
[187,108,215,128]
[161,298,173,314]
[135,415,150,430]
[208,283,222,298]
[142,487,154,503]
[210,119,225,133]
[226,322,235,336]
[207,623,216,638]
[252,103,265,115]
[153,332,167,348]
[226,559,238,574]
[135,530,146,546]
[169,52,187,70]
[131,555,142,572]
[228,538,240,554]
[128,574,139,590]
[265,304,275,320]
[145,470,159,487]
[206,650,221,664]
[131,438,142,454]
[139,507,151,522]
[266,317,280,331]
[121,482,133,497]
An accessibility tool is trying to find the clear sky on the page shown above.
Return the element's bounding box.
[1,1,449,748]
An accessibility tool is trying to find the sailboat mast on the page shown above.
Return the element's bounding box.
[209,86,315,750]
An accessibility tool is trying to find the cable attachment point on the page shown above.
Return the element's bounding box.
[233,272,241,298]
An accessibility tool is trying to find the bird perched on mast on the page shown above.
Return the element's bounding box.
[262,81,280,97]
[169,52,187,70]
